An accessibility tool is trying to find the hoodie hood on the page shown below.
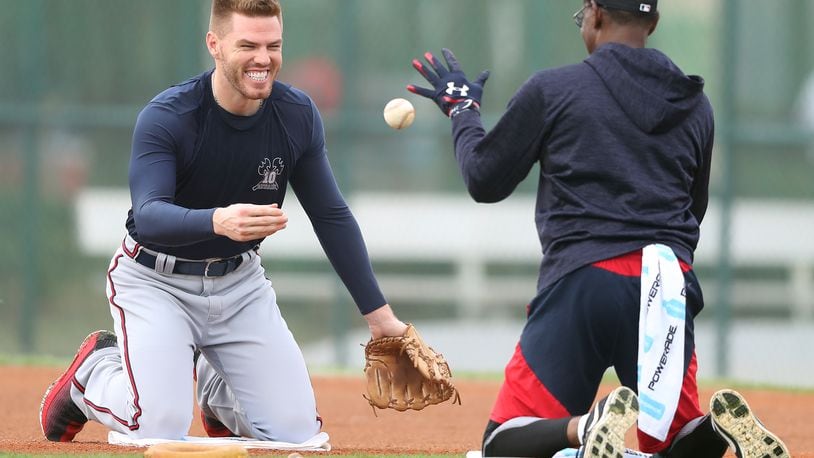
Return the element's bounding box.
[585,43,705,133]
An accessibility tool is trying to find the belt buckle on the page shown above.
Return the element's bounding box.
[204,259,218,278]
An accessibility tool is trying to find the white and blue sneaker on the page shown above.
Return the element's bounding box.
[578,386,640,458]
[710,389,790,458]
[557,447,652,458]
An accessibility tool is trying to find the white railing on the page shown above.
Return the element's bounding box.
[76,189,814,319]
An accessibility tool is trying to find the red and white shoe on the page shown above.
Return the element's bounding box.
[40,330,118,442]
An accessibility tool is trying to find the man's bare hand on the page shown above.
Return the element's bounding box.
[364,304,408,339]
[213,203,288,242]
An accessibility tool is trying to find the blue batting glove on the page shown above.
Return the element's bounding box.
[407,48,490,118]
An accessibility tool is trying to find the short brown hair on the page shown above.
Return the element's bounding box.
[210,0,283,35]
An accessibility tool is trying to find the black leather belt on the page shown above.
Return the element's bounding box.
[134,251,244,277]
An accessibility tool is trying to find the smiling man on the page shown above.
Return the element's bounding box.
[39,0,411,442]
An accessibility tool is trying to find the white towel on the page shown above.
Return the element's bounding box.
[637,244,686,441]
[108,430,331,451]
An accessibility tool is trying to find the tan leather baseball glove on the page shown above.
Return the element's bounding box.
[363,324,461,411]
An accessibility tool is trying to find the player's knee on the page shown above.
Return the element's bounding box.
[131,408,193,440]
[252,412,320,443]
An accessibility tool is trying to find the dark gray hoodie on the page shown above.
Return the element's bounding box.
[451,42,714,291]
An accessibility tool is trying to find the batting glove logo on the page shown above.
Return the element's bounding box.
[407,48,489,117]
[446,82,470,97]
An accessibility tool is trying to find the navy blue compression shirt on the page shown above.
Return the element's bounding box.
[126,69,386,313]
[450,43,715,292]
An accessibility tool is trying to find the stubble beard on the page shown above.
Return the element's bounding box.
[223,59,274,101]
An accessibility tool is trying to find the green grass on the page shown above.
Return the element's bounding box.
[0,354,68,366]
[696,378,814,394]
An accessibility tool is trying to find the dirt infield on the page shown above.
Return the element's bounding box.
[2,366,812,456]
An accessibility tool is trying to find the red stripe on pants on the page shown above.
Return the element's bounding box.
[490,343,570,423]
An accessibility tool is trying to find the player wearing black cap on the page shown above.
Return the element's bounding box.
[408,0,790,457]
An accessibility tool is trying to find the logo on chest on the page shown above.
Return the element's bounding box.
[253,157,285,191]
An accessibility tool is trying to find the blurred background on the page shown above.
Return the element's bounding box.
[1,0,812,388]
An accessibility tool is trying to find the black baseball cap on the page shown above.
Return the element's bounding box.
[596,0,658,14]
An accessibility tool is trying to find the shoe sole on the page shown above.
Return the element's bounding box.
[710,389,790,458]
[582,387,639,458]
[39,331,110,442]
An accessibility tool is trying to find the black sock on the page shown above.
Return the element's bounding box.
[482,417,572,457]
[654,415,728,458]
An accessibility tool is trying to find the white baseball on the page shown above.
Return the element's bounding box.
[383,98,415,130]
